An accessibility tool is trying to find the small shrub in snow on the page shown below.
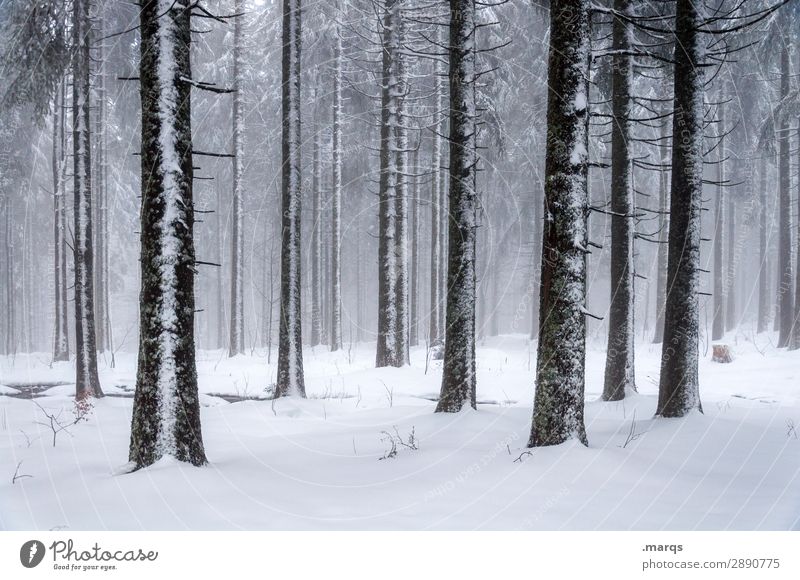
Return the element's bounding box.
[379,426,418,460]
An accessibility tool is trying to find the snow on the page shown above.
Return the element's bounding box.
[2,335,799,530]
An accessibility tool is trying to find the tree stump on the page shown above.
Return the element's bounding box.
[712,344,733,363]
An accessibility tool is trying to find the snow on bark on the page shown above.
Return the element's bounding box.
[757,157,769,333]
[276,0,306,396]
[410,146,420,347]
[72,0,103,400]
[394,15,410,366]
[653,87,670,344]
[656,0,704,418]
[53,82,70,362]
[429,43,443,345]
[229,0,245,356]
[776,32,792,348]
[310,103,323,347]
[436,0,477,412]
[330,27,343,352]
[376,0,402,368]
[602,0,635,401]
[528,0,590,445]
[712,103,725,341]
[129,0,206,467]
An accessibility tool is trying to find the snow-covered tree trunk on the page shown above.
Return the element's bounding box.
[435,0,477,412]
[310,103,323,347]
[229,0,245,356]
[376,0,401,368]
[72,0,103,400]
[757,157,769,333]
[53,82,70,362]
[3,197,13,355]
[330,28,343,352]
[429,54,443,345]
[216,180,225,349]
[656,0,704,418]
[653,99,670,344]
[394,23,410,366]
[791,118,800,350]
[725,183,736,332]
[128,0,206,467]
[410,145,419,346]
[712,117,725,341]
[602,0,635,401]
[276,0,306,396]
[776,36,793,348]
[528,0,589,446]
[94,11,108,354]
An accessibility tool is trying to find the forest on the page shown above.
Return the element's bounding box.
[0,0,799,530]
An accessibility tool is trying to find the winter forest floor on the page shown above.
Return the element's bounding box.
[1,334,799,530]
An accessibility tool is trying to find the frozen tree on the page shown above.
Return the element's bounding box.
[429,44,444,345]
[435,0,478,412]
[652,83,671,345]
[410,145,420,346]
[330,20,343,352]
[128,0,206,467]
[528,0,590,446]
[275,0,306,397]
[712,105,726,341]
[229,0,246,357]
[310,97,324,347]
[602,0,635,401]
[52,82,70,362]
[72,0,103,400]
[775,21,793,347]
[757,157,769,333]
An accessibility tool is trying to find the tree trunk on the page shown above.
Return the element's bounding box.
[276,0,306,396]
[330,29,343,352]
[72,0,103,400]
[310,95,323,347]
[229,0,245,356]
[712,114,725,341]
[528,0,590,446]
[436,0,476,412]
[725,182,736,332]
[757,157,769,333]
[129,0,206,467]
[53,81,70,362]
[429,52,443,345]
[602,0,635,402]
[375,0,401,368]
[791,118,800,350]
[394,34,410,365]
[656,0,703,418]
[653,85,670,344]
[776,36,793,348]
[410,145,420,347]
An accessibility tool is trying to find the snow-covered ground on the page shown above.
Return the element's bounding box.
[1,334,799,530]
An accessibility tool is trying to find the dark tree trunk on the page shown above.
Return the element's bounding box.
[129,0,206,467]
[602,0,635,402]
[776,38,793,348]
[376,0,401,368]
[653,85,671,344]
[436,0,477,412]
[276,0,305,396]
[72,0,103,400]
[528,0,590,446]
[657,0,703,417]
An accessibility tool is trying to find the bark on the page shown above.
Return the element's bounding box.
[375,0,401,367]
[528,0,590,446]
[602,0,635,401]
[53,82,70,362]
[72,0,103,400]
[410,145,420,346]
[129,0,206,467]
[725,183,736,331]
[791,118,800,350]
[394,37,410,365]
[276,0,306,396]
[653,93,670,344]
[229,0,245,356]
[656,0,703,418]
[757,157,769,333]
[330,30,343,351]
[429,51,443,345]
[776,36,793,347]
[310,96,323,347]
[436,0,477,413]
[712,119,725,341]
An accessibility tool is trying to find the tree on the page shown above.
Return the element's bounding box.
[712,105,726,341]
[128,0,206,468]
[275,0,306,397]
[52,81,69,362]
[602,0,635,401]
[435,0,478,412]
[310,96,324,347]
[656,0,704,418]
[757,157,769,333]
[775,22,793,348]
[330,20,343,352]
[528,0,590,446]
[72,0,103,400]
[229,0,246,357]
